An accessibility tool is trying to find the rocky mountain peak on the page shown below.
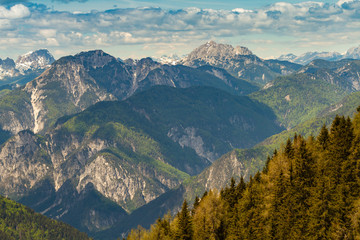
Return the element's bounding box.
[185,41,253,61]
[15,49,55,74]
[74,50,117,69]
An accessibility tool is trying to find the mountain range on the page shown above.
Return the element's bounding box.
[1,41,360,239]
[277,45,360,65]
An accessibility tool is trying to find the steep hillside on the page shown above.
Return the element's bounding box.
[251,73,349,129]
[0,195,90,240]
[260,90,360,149]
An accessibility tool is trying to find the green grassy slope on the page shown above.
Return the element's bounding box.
[251,73,349,129]
[0,194,90,240]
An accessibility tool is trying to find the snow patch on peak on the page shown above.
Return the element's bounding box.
[15,49,55,74]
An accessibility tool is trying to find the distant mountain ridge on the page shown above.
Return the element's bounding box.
[15,49,55,74]
[277,45,360,65]
[0,49,55,80]
[0,49,55,92]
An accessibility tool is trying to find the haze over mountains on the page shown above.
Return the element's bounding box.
[1,41,360,239]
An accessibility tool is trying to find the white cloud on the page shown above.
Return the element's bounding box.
[0,4,29,19]
[232,8,253,14]
[2,1,360,59]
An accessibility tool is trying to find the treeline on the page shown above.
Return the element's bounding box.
[127,107,360,240]
[0,195,90,240]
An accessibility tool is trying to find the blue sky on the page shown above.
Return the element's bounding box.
[0,0,359,60]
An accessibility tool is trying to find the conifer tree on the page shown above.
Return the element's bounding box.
[263,155,271,174]
[284,138,294,159]
[192,191,225,240]
[175,200,193,240]
[269,170,289,240]
[317,124,329,151]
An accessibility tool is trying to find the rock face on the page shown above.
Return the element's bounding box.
[23,50,117,133]
[181,41,301,85]
[0,125,187,232]
[15,49,55,74]
[0,130,51,198]
[0,50,258,136]
[0,89,35,137]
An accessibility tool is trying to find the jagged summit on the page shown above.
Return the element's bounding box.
[15,49,55,73]
[184,41,253,62]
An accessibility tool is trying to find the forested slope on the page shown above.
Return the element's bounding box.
[127,107,360,240]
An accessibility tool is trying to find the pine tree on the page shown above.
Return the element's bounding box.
[192,191,225,240]
[263,156,271,174]
[284,138,294,159]
[175,200,193,240]
[237,176,265,240]
[192,196,200,216]
[317,124,329,151]
[269,170,289,240]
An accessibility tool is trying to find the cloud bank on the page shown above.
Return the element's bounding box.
[1,0,360,58]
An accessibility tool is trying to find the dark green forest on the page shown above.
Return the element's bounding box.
[0,195,90,240]
[127,107,360,240]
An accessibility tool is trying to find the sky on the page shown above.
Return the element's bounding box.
[0,0,359,60]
